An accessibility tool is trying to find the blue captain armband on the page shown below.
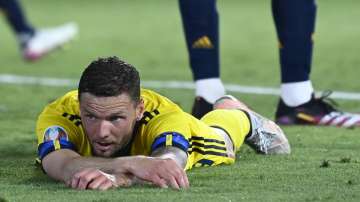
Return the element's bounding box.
[38,139,76,160]
[151,132,190,153]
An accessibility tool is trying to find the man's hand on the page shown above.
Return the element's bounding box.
[126,156,189,190]
[67,168,117,190]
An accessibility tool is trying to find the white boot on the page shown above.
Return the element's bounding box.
[23,22,78,61]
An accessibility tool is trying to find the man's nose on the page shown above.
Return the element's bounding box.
[97,120,111,138]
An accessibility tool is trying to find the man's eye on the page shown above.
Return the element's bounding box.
[109,116,125,122]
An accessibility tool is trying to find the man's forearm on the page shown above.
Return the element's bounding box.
[64,156,130,175]
[42,149,136,183]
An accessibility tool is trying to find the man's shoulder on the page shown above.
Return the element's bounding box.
[39,90,80,120]
[59,90,79,104]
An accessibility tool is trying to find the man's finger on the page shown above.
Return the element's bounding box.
[151,175,168,188]
[157,170,180,190]
[98,180,114,191]
[71,168,94,189]
[70,175,79,189]
[178,170,189,188]
[71,170,87,189]
[98,170,116,183]
[87,174,108,190]
[166,176,180,190]
[174,173,188,189]
[161,163,188,189]
[77,169,103,190]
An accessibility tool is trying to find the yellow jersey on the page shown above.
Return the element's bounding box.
[36,88,250,170]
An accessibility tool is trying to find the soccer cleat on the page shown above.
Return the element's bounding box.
[275,92,360,128]
[22,22,78,61]
[214,95,291,155]
[191,96,213,119]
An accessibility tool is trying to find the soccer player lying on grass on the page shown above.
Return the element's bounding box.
[35,56,290,190]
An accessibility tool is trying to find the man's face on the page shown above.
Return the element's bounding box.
[79,92,144,157]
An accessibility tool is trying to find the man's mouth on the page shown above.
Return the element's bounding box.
[95,142,113,151]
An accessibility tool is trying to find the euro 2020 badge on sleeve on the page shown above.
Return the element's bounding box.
[43,126,68,141]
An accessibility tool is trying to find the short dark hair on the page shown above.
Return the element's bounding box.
[78,56,140,103]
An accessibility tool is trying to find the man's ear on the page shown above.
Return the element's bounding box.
[136,99,145,121]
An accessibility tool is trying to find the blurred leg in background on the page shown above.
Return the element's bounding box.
[273,0,360,128]
[179,0,225,118]
[0,0,78,61]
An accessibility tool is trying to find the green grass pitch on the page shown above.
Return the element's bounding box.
[0,0,359,201]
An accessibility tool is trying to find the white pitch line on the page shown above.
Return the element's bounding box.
[0,74,77,87]
[1,74,360,101]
